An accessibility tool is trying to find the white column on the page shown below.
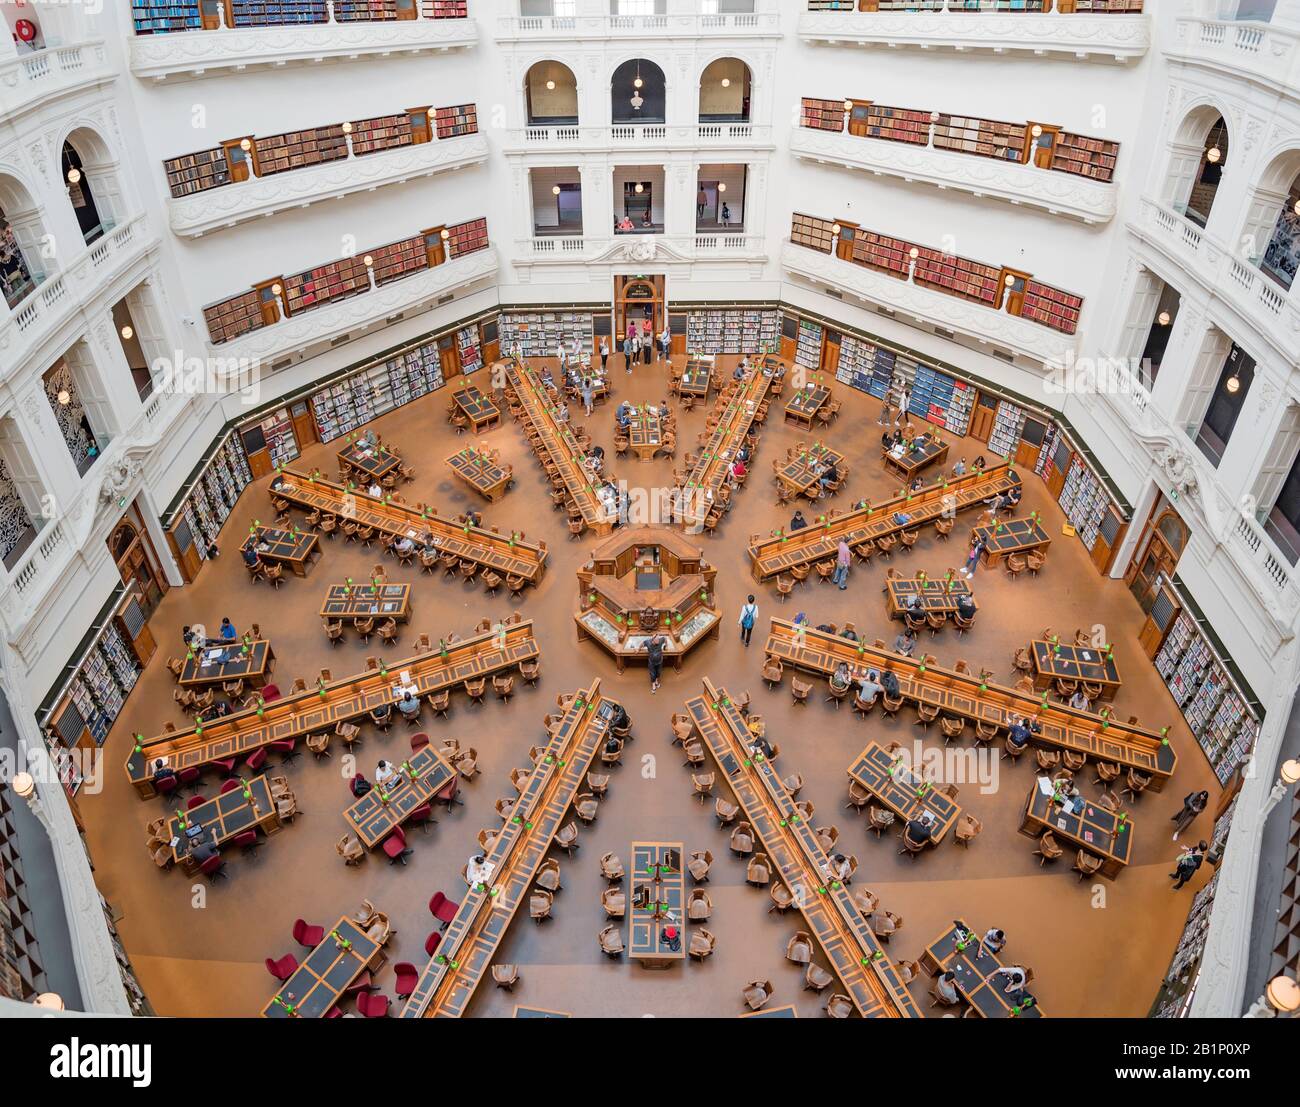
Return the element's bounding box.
[580,161,607,240]
[81,160,127,233]
[664,159,694,238]
[1147,304,1207,421]
[1217,370,1287,506]
[91,313,149,420]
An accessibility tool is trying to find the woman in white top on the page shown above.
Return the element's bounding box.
[374,760,399,789]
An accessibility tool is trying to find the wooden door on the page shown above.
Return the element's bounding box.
[821,329,842,375]
[1126,504,1188,610]
[396,0,417,18]
[969,391,997,442]
[408,107,432,144]
[835,220,859,263]
[291,400,318,448]
[424,227,447,267]
[200,0,226,29]
[1025,124,1061,169]
[439,334,460,380]
[998,268,1031,316]
[847,100,873,138]
[222,140,252,182]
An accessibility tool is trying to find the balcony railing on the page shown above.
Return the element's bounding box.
[798,3,1149,60]
[790,125,1116,224]
[496,11,782,40]
[1165,17,1300,93]
[0,41,113,124]
[168,132,489,238]
[128,4,477,81]
[514,234,767,265]
[506,123,772,152]
[1135,197,1299,362]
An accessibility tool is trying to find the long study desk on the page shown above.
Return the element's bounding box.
[264,916,383,1018]
[128,621,541,796]
[764,619,1176,786]
[747,463,1020,582]
[168,773,280,870]
[629,841,685,966]
[920,920,1044,1018]
[1020,777,1133,878]
[270,469,547,584]
[179,640,275,688]
[686,679,920,1018]
[344,743,457,850]
[680,365,774,528]
[847,741,962,845]
[402,681,619,1018]
[319,583,412,624]
[503,357,616,534]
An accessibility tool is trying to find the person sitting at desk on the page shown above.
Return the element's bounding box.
[1007,716,1035,750]
[730,457,747,482]
[736,442,751,464]
[374,760,399,790]
[822,853,852,883]
[393,535,415,556]
[617,215,635,232]
[857,669,883,705]
[981,928,1007,957]
[819,461,839,490]
[732,362,748,382]
[972,455,987,471]
[540,365,556,390]
[466,853,496,888]
[463,509,482,529]
[1005,484,1023,509]
[396,690,421,720]
[829,662,852,695]
[955,593,976,622]
[368,482,384,499]
[839,625,858,642]
[241,545,260,570]
[893,511,913,526]
[219,617,237,641]
[191,837,218,867]
[789,510,808,531]
[953,458,967,477]
[992,965,1029,994]
[150,758,176,788]
[889,440,906,460]
[904,812,936,848]
[894,627,917,657]
[1068,689,1091,712]
[904,592,924,615]
[909,476,925,492]
[934,971,961,1006]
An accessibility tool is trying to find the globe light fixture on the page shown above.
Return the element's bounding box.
[67,167,81,184]
[546,79,556,90]
[342,121,353,134]
[552,185,561,195]
[1226,373,1241,394]
[56,389,70,406]
[120,324,134,340]
[1157,311,1171,326]
[721,77,730,88]
[1207,146,1222,164]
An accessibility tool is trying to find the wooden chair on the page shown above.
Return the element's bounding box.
[1012,647,1033,675]
[785,931,813,965]
[1123,768,1152,801]
[688,849,713,883]
[691,772,715,803]
[762,658,784,688]
[768,882,795,915]
[954,814,982,847]
[573,793,599,824]
[529,889,553,923]
[729,821,755,856]
[867,805,896,837]
[336,834,364,866]
[687,889,712,922]
[601,885,626,919]
[775,575,794,603]
[790,677,812,706]
[825,993,854,1018]
[598,924,625,958]
[554,821,580,855]
[1005,552,1028,578]
[1034,831,1063,865]
[1093,761,1121,788]
[600,852,625,882]
[746,852,772,887]
[1073,850,1104,881]
[742,979,773,1011]
[535,858,562,893]
[335,721,361,751]
[354,617,375,644]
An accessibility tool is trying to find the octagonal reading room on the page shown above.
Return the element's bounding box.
[3,0,1300,1037]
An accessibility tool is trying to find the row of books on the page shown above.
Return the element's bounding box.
[686,309,779,355]
[499,311,594,358]
[987,399,1026,459]
[1058,455,1109,551]
[909,364,974,435]
[134,0,468,33]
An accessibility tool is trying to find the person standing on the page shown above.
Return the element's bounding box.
[879,377,894,427]
[1172,791,1209,841]
[895,382,910,427]
[1170,841,1207,889]
[599,336,609,373]
[623,333,633,372]
[581,378,594,418]
[659,324,671,362]
[960,535,985,579]
[642,318,653,364]
[833,538,852,590]
[697,186,707,220]
[738,594,758,647]
[630,332,641,371]
[645,632,666,693]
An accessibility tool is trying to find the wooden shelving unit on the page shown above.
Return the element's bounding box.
[228,0,329,28]
[252,125,348,177]
[369,235,428,286]
[933,114,1027,162]
[800,98,846,133]
[434,104,478,139]
[283,256,370,315]
[1051,131,1119,182]
[203,289,269,345]
[912,246,1001,306]
[850,230,912,279]
[444,217,489,258]
[1018,279,1083,334]
[350,113,417,156]
[790,212,837,253]
[131,0,201,34]
[164,147,232,198]
[856,104,930,145]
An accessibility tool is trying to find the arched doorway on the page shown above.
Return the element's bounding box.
[1126,499,1189,615]
[614,274,664,347]
[108,505,168,618]
[0,173,47,307]
[698,58,751,123]
[525,60,579,126]
[611,58,666,125]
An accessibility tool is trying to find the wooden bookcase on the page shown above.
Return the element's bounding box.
[434,104,478,139]
[251,124,348,177]
[933,114,1026,162]
[444,217,489,258]
[850,230,912,279]
[369,234,428,285]
[163,147,233,198]
[1016,279,1084,335]
[912,246,1001,306]
[282,256,370,315]
[1051,131,1119,182]
[203,289,271,345]
[857,103,930,145]
[790,212,837,254]
[350,113,418,156]
[800,98,846,133]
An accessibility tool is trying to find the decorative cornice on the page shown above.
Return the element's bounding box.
[168,134,490,238]
[0,41,115,127]
[781,241,1076,366]
[790,128,1116,225]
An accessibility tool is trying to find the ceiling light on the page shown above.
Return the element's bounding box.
[1226,372,1240,394]
[634,77,643,90]
[1293,199,1300,216]
[11,772,34,799]
[56,389,70,405]
[546,80,555,90]
[634,182,644,194]
[721,77,730,88]
[1157,311,1171,326]
[66,168,81,184]
[1207,146,1222,164]
[717,182,726,192]
[120,324,134,340]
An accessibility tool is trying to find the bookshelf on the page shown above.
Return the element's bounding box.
[1,792,47,1000]
[457,325,483,373]
[800,98,845,133]
[850,230,913,279]
[350,114,417,156]
[912,246,1001,306]
[909,364,973,435]
[204,289,268,345]
[335,0,400,20]
[385,339,445,402]
[987,399,1026,459]
[228,0,329,28]
[164,147,232,198]
[933,114,1026,162]
[1058,455,1108,549]
[834,335,898,399]
[1018,280,1083,335]
[500,311,594,359]
[176,433,253,566]
[369,235,428,286]
[445,218,489,258]
[252,125,347,176]
[794,319,823,370]
[423,0,468,14]
[858,104,930,146]
[790,212,837,254]
[686,308,779,356]
[1074,0,1144,11]
[312,364,392,442]
[1034,423,1062,480]
[283,256,370,315]
[1052,131,1119,183]
[261,409,300,467]
[132,0,201,34]
[434,104,479,139]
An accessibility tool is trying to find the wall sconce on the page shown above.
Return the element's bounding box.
[240,138,252,151]
[271,283,282,295]
[546,80,556,90]
[717,182,727,193]
[830,224,841,236]
[440,228,450,240]
[908,247,919,260]
[843,100,852,112]
[1030,124,1043,139]
[363,254,374,267]
[342,122,353,134]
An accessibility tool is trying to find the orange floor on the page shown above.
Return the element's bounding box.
[81,351,1219,1018]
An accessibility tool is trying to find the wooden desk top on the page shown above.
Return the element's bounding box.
[921,920,1044,1018]
[338,442,400,481]
[128,621,540,794]
[885,577,974,618]
[625,409,662,451]
[344,744,457,850]
[973,515,1049,556]
[778,443,843,496]
[677,357,712,397]
[847,741,962,844]
[446,447,511,500]
[1022,778,1133,875]
[629,841,686,961]
[1031,640,1121,687]
[513,1005,572,1018]
[882,436,948,477]
[402,681,619,1018]
[179,640,274,687]
[682,369,773,526]
[785,384,830,419]
[686,679,920,1018]
[263,916,380,1018]
[748,464,1020,581]
[270,469,546,582]
[320,583,411,622]
[504,358,616,533]
[241,526,318,565]
[452,384,498,421]
[740,1004,799,1018]
[764,619,1177,783]
[168,774,278,865]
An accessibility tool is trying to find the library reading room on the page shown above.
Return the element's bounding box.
[2,0,1300,1049]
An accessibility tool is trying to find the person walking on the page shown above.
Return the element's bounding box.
[697,186,708,220]
[581,378,594,417]
[894,382,910,427]
[1170,841,1207,889]
[960,535,985,579]
[659,324,671,362]
[738,595,758,647]
[599,336,609,373]
[642,319,653,364]
[879,377,894,426]
[645,632,666,693]
[833,538,852,590]
[1171,790,1209,841]
[623,333,633,373]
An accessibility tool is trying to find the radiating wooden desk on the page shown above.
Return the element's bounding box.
[452,384,500,433]
[263,916,383,1018]
[446,447,511,502]
[242,527,320,576]
[677,356,713,400]
[338,441,400,483]
[920,920,1044,1018]
[1031,640,1120,699]
[320,583,412,624]
[629,841,685,968]
[625,410,662,463]
[777,443,843,500]
[344,743,457,849]
[168,774,280,870]
[1020,778,1133,879]
[179,640,275,688]
[884,577,974,621]
[846,741,962,845]
[680,368,773,529]
[973,515,1050,566]
[785,384,830,429]
[882,436,948,480]
[740,1004,798,1018]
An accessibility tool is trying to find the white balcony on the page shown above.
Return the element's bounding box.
[790,126,1116,224]
[128,13,477,83]
[0,41,115,126]
[1164,17,1300,96]
[504,123,773,155]
[797,7,1149,62]
[211,247,498,364]
[781,239,1077,365]
[513,233,767,267]
[1131,197,1300,367]
[495,11,782,41]
[169,133,489,238]
[0,216,156,386]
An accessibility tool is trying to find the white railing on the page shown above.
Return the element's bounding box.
[1231,513,1292,597]
[523,125,581,144]
[496,11,782,39]
[524,235,588,255]
[507,123,770,151]
[611,124,667,142]
[697,122,753,141]
[1167,17,1299,92]
[0,41,110,123]
[514,234,767,263]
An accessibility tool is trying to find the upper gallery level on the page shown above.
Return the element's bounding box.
[496,0,782,41]
[126,0,478,81]
[797,0,1151,62]
[0,38,116,129]
[1165,8,1300,96]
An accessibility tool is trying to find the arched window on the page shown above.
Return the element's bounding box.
[525,60,578,126]
[612,59,666,125]
[699,58,751,124]
[61,127,124,246]
[0,174,47,308]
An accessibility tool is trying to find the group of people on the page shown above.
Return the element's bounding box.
[613,319,671,373]
[933,924,1035,1012]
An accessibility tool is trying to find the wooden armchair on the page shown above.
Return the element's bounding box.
[687,849,713,883]
[745,852,772,886]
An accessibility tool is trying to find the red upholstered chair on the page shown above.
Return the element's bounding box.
[177,766,203,793]
[409,803,436,833]
[232,829,261,857]
[345,971,373,997]
[355,991,390,1018]
[410,732,430,753]
[394,962,419,1000]
[382,826,412,865]
[267,737,299,765]
[186,794,207,810]
[436,777,463,809]
[260,683,281,701]
[154,774,181,801]
[210,756,238,777]
[292,918,325,948]
[324,1006,344,1019]
[220,778,242,794]
[424,931,442,957]
[198,853,226,881]
[265,954,298,981]
[244,747,268,774]
[428,891,459,927]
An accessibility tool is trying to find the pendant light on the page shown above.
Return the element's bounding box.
[630,60,644,112]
